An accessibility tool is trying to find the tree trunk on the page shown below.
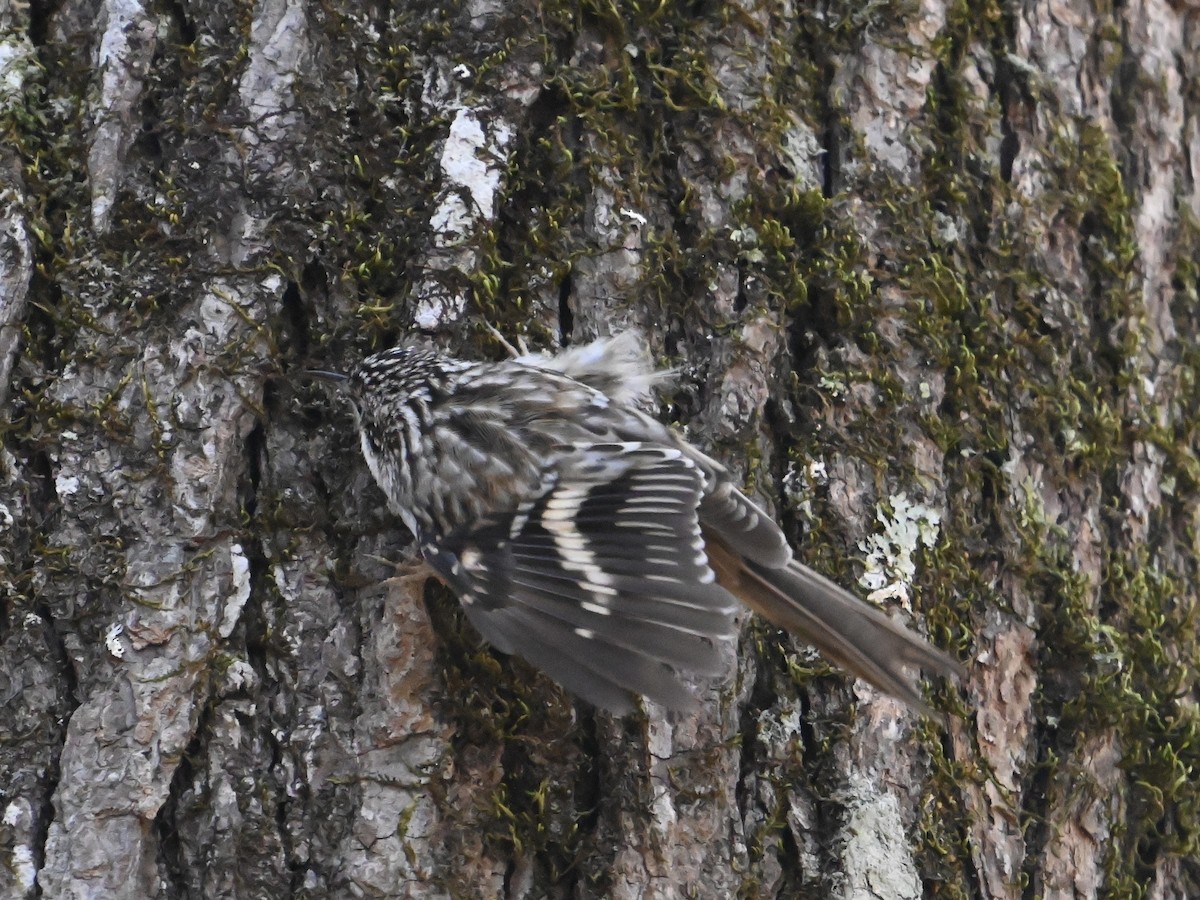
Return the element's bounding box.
[1,0,1197,897]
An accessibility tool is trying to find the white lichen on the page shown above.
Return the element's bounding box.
[0,33,33,107]
[54,472,80,498]
[220,543,252,639]
[3,799,27,827]
[783,458,829,520]
[415,106,516,331]
[858,492,942,609]
[11,844,36,891]
[430,108,512,238]
[104,622,126,659]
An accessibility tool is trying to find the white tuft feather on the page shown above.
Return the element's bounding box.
[517,331,671,405]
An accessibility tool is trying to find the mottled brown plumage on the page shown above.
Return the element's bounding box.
[337,332,963,717]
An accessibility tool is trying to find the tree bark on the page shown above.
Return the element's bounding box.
[1,0,1197,897]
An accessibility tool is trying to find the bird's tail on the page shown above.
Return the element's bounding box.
[707,536,965,720]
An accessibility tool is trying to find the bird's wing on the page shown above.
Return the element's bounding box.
[425,442,739,713]
[561,399,796,569]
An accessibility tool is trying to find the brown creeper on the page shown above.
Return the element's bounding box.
[330,332,963,716]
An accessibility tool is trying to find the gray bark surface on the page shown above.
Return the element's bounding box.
[1,0,1197,897]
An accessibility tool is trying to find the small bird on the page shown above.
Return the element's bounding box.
[325,331,963,717]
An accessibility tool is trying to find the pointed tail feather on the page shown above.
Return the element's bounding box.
[707,536,964,720]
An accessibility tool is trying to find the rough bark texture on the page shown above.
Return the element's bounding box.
[1,0,1198,897]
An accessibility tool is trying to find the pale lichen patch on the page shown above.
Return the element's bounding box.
[858,493,942,609]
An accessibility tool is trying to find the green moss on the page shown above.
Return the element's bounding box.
[755,0,1189,887]
[1092,562,1200,893]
